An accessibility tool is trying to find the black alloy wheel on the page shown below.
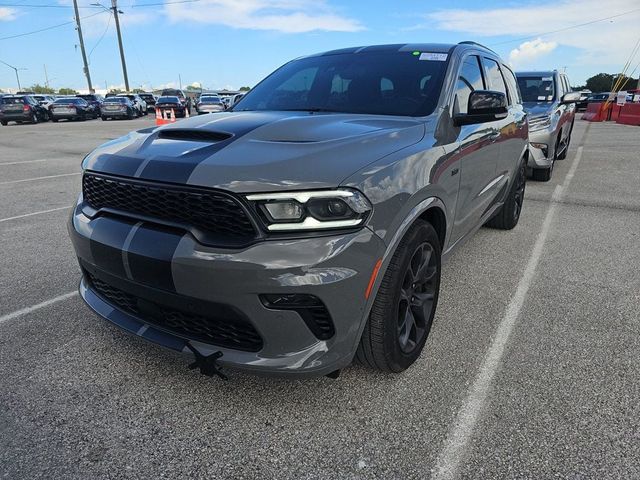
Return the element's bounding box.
[397,242,438,354]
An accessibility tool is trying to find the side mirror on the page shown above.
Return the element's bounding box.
[454,90,508,126]
[561,92,581,104]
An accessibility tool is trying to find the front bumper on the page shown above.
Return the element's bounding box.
[69,199,385,377]
[528,128,556,169]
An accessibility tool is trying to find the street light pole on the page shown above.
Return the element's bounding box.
[72,0,94,93]
[0,59,26,91]
[111,0,130,92]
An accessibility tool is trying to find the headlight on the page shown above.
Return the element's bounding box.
[528,115,552,132]
[246,189,372,232]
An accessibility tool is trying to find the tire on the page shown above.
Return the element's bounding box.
[356,219,441,372]
[127,110,133,120]
[51,118,58,123]
[486,158,526,230]
[557,124,572,160]
[101,116,108,121]
[532,165,552,182]
[0,120,7,126]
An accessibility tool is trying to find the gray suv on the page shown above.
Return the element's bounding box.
[516,70,580,181]
[69,42,528,377]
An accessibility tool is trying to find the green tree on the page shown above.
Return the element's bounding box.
[132,88,145,93]
[185,84,201,91]
[29,83,56,94]
[585,73,638,92]
[239,86,251,91]
[58,87,79,95]
[108,88,123,95]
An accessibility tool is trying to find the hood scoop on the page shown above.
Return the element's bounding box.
[158,129,233,142]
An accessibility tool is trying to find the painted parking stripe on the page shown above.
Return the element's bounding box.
[433,146,585,480]
[0,159,48,166]
[0,291,78,326]
[0,206,69,223]
[0,172,80,185]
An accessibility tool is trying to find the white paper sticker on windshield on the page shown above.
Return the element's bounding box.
[542,76,552,81]
[537,96,546,101]
[419,52,448,61]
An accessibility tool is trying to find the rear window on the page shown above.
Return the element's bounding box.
[200,97,221,104]
[104,97,127,104]
[54,98,85,105]
[77,95,94,101]
[157,96,179,103]
[1,97,25,105]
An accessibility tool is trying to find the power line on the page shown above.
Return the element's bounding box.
[88,10,112,61]
[0,10,107,41]
[0,2,100,7]
[131,0,200,6]
[489,7,640,47]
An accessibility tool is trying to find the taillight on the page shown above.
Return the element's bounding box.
[23,105,31,112]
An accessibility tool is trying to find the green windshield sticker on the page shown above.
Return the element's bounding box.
[412,51,421,56]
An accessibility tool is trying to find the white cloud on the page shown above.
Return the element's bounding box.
[164,0,364,33]
[509,38,557,66]
[0,7,17,21]
[417,0,640,66]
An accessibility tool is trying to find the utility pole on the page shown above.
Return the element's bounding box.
[72,0,93,93]
[44,64,50,89]
[111,0,130,92]
[179,74,182,90]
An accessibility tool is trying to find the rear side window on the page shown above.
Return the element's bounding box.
[483,58,508,97]
[502,65,522,104]
[454,55,484,114]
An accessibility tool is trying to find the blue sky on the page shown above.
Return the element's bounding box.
[1,0,639,92]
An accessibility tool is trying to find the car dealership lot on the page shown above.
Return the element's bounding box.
[1,119,639,478]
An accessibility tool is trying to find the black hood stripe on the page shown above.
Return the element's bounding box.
[136,115,272,183]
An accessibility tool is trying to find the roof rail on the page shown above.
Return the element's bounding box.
[458,41,497,54]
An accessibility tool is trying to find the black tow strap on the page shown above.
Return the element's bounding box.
[186,343,228,380]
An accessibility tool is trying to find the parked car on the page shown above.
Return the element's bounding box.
[231,93,244,107]
[76,94,104,115]
[575,90,591,111]
[138,93,157,111]
[587,92,611,103]
[50,97,96,121]
[69,42,528,378]
[0,95,50,125]
[196,95,225,114]
[116,94,147,116]
[161,88,190,110]
[33,95,56,114]
[155,95,187,117]
[221,96,232,109]
[516,70,579,181]
[100,96,136,120]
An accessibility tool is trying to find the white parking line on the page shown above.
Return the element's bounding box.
[0,291,78,326]
[433,147,584,480]
[0,206,70,223]
[0,172,80,185]
[0,159,47,166]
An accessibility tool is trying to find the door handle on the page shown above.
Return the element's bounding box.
[489,132,500,142]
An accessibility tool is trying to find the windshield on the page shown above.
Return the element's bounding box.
[235,50,449,116]
[516,75,555,103]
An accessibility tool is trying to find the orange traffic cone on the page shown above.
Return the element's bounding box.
[170,109,176,123]
[155,107,164,126]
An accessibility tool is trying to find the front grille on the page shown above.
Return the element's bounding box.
[88,273,263,352]
[83,173,257,246]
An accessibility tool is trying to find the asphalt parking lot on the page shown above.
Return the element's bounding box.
[1,117,639,479]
